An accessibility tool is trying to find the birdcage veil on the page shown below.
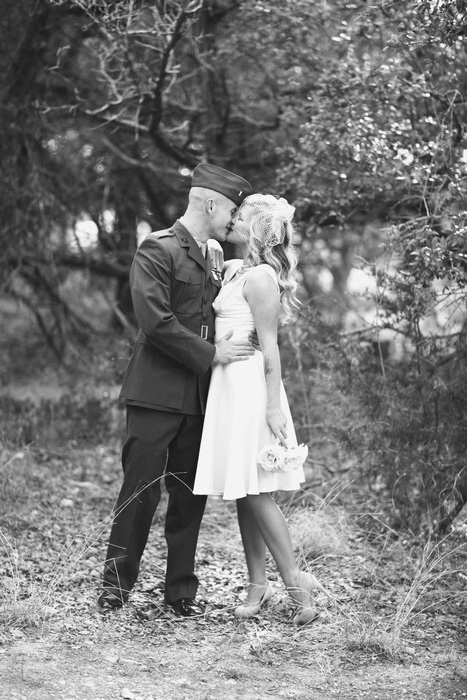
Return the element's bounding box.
[241,195,296,250]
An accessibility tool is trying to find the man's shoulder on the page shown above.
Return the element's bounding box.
[138,228,177,253]
[143,220,188,246]
[146,228,175,241]
[149,228,175,240]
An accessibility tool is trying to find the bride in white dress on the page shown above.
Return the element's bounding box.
[194,194,320,625]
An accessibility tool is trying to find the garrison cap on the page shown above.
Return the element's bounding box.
[191,163,252,207]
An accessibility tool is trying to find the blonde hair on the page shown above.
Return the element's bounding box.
[239,193,299,323]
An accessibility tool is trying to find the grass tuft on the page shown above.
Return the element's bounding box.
[336,537,467,659]
[288,504,350,559]
[0,531,54,628]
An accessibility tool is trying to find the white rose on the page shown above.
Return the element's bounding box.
[283,444,308,471]
[257,443,286,472]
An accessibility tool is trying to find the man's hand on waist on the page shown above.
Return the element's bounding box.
[213,330,255,365]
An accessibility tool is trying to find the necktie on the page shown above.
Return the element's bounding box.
[194,239,207,257]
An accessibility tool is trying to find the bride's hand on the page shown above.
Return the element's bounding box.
[267,407,288,447]
[207,239,224,271]
[248,329,261,351]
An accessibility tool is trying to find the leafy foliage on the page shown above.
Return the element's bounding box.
[2,0,467,527]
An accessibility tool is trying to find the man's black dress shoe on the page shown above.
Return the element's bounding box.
[168,598,205,617]
[98,591,127,610]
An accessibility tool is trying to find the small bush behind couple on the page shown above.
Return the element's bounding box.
[99,164,324,625]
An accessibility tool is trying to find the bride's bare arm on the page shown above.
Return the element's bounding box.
[243,269,288,446]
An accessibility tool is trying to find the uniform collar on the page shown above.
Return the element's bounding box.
[172,220,208,271]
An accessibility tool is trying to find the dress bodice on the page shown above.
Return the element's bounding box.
[213,261,279,341]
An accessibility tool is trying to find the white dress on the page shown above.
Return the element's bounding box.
[193,260,305,500]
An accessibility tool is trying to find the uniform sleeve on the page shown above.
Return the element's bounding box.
[130,236,216,374]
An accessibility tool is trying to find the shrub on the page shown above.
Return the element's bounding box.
[282,296,467,531]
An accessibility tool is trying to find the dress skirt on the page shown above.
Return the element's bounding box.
[193,349,305,500]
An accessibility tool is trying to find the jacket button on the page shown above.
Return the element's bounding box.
[181,238,188,243]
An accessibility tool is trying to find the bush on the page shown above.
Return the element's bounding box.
[282,298,467,531]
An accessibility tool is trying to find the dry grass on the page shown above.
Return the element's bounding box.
[0,531,50,629]
[0,444,466,676]
[334,536,467,659]
[0,517,112,629]
[0,446,34,502]
[289,505,349,560]
[0,469,182,630]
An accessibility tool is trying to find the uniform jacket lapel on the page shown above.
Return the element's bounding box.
[172,221,207,271]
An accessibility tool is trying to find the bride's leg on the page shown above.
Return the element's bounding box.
[243,493,297,586]
[236,497,269,605]
[244,493,319,624]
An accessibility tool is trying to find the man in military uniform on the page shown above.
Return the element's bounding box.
[99,164,253,616]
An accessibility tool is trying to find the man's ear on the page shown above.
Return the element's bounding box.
[205,198,215,214]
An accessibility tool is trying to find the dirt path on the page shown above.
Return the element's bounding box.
[2,632,466,700]
[1,445,466,700]
[2,601,466,700]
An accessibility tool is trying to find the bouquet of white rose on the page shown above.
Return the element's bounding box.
[257,442,308,473]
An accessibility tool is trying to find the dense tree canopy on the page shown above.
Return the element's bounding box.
[2,0,467,317]
[2,0,467,526]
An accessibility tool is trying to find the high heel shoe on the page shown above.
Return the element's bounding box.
[235,585,273,619]
[288,571,321,627]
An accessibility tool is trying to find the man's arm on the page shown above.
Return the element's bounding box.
[131,237,254,373]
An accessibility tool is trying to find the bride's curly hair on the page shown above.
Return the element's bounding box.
[240,193,299,323]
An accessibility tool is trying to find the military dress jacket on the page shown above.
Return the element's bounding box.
[120,221,222,414]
